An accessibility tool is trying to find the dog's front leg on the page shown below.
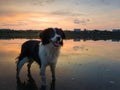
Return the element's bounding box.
[40,65,46,86]
[50,64,56,81]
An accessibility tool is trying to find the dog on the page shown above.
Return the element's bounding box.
[16,28,65,85]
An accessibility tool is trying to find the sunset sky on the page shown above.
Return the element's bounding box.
[0,0,120,30]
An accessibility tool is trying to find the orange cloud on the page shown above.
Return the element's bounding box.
[0,12,77,30]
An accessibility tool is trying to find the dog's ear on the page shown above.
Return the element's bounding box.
[62,30,65,39]
[58,28,66,39]
[39,28,52,45]
[39,30,44,39]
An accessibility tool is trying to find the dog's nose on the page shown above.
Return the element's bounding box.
[56,36,61,41]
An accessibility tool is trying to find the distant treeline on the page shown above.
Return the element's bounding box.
[65,30,120,41]
[0,29,120,41]
[0,29,40,39]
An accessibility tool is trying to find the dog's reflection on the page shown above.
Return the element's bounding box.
[16,70,56,90]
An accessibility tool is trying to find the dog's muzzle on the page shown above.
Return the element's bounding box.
[51,36,62,47]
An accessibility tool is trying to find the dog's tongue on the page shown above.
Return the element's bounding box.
[54,42,60,47]
[52,41,60,47]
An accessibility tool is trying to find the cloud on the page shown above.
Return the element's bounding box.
[99,0,120,5]
[74,19,80,24]
[32,0,55,5]
[51,10,84,16]
[74,19,90,25]
[0,21,27,27]
[74,0,116,7]
[0,10,16,17]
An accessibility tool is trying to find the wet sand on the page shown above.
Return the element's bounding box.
[0,39,120,90]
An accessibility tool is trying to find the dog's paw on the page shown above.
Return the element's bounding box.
[52,76,56,81]
[40,85,46,90]
[41,81,47,86]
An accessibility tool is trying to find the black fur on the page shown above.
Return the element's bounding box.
[55,28,65,39]
[17,28,65,66]
[16,28,65,77]
[39,28,65,45]
[17,40,41,65]
[39,28,54,45]
[16,28,66,86]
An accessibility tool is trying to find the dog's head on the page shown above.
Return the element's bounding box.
[39,28,65,47]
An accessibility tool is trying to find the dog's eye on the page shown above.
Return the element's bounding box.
[50,31,55,37]
[56,30,62,36]
[56,29,65,39]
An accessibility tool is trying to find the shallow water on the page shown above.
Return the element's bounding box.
[0,39,120,90]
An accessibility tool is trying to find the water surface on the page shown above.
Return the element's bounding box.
[0,39,120,90]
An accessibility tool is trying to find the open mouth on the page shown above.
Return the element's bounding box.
[51,41,61,47]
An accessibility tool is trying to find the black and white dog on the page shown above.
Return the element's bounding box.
[16,28,65,85]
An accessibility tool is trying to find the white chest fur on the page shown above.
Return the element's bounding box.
[39,43,60,65]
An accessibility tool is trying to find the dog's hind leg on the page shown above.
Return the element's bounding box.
[16,57,29,77]
[27,60,33,73]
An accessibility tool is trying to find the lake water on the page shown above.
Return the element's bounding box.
[0,39,120,90]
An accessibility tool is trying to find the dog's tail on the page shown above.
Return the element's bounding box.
[16,52,29,77]
[16,41,28,63]
[16,49,28,64]
[15,54,23,63]
[15,56,19,64]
